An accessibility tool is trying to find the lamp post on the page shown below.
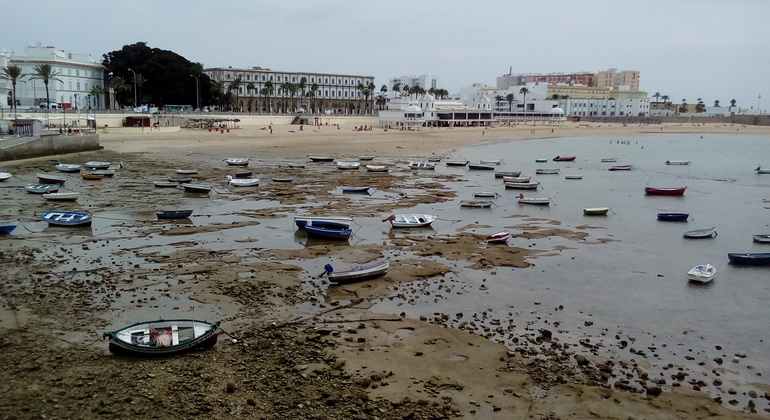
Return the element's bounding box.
[128,68,137,110]
[190,74,200,113]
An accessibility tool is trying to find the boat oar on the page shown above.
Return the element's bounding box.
[609,207,618,215]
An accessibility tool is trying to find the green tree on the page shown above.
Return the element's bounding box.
[495,95,503,110]
[392,82,401,94]
[679,99,688,113]
[653,91,660,103]
[695,98,706,113]
[261,80,274,113]
[1,64,24,115]
[279,82,292,113]
[89,85,105,110]
[505,93,514,111]
[109,76,130,109]
[730,99,737,108]
[714,100,720,107]
[228,77,242,111]
[519,87,530,111]
[246,82,255,112]
[298,77,307,112]
[30,64,62,115]
[309,83,318,114]
[661,95,670,110]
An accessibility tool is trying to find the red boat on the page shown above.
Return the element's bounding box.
[486,231,511,244]
[645,187,686,196]
[553,156,576,162]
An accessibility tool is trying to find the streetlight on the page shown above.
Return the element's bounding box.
[128,68,137,110]
[190,74,200,113]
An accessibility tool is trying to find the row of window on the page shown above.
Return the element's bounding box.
[220,72,371,87]
[237,87,366,99]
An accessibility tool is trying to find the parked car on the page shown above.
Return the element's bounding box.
[39,102,60,109]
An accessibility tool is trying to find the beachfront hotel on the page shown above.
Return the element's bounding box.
[203,66,375,116]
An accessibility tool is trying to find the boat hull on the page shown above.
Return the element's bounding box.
[553,156,576,162]
[157,210,193,219]
[326,260,390,284]
[0,220,18,234]
[103,319,220,356]
[37,173,67,184]
[645,187,686,196]
[42,192,80,201]
[583,207,609,215]
[225,158,249,166]
[728,253,770,265]
[657,213,689,221]
[25,184,59,194]
[383,214,436,228]
[687,264,716,283]
[753,234,770,243]
[486,231,510,244]
[41,211,92,227]
[683,228,717,238]
[609,165,633,171]
[294,216,352,230]
[304,225,352,240]
[467,163,495,170]
[182,184,212,193]
[504,182,539,190]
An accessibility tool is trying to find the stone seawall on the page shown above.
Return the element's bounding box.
[0,133,101,162]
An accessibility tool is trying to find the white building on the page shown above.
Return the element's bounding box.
[388,74,438,95]
[557,97,650,118]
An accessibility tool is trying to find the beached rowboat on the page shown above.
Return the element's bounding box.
[42,192,80,201]
[727,253,770,266]
[84,161,111,170]
[37,173,67,184]
[224,158,250,166]
[41,210,92,227]
[156,210,193,219]
[408,162,436,170]
[304,224,352,240]
[365,165,389,172]
[308,156,335,162]
[103,319,220,355]
[182,183,212,193]
[553,156,576,162]
[609,165,633,171]
[81,173,104,180]
[535,168,559,174]
[645,187,686,196]
[25,184,59,194]
[55,163,81,173]
[0,219,18,234]
[336,161,361,170]
[486,231,511,244]
[683,227,717,238]
[382,214,436,228]
[504,181,540,190]
[753,234,770,243]
[494,171,521,178]
[227,175,259,187]
[154,181,179,188]
[657,212,689,221]
[321,260,390,284]
[467,163,496,170]
[460,200,494,208]
[583,207,609,215]
[446,160,469,167]
[0,172,11,181]
[294,215,352,230]
[518,197,551,205]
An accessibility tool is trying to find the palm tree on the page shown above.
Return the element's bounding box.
[298,77,307,112]
[505,93,514,111]
[133,73,147,105]
[228,77,243,112]
[392,82,401,95]
[730,99,737,108]
[309,83,318,114]
[519,87,530,111]
[661,95,670,110]
[89,85,105,110]
[680,99,688,113]
[653,92,661,103]
[1,64,24,116]
[714,100,720,107]
[30,64,62,116]
[402,85,410,99]
[261,80,274,113]
[695,98,706,113]
[279,82,292,113]
[495,95,503,111]
[109,76,130,109]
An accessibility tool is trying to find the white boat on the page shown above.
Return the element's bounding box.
[0,219,18,234]
[365,165,389,172]
[294,215,353,229]
[42,192,80,201]
[225,157,250,166]
[177,169,198,174]
[37,173,67,184]
[755,166,770,174]
[336,161,361,170]
[84,161,111,170]
[55,163,82,173]
[89,169,116,177]
[321,260,390,284]
[479,159,503,165]
[287,163,306,168]
[0,172,12,181]
[382,214,436,228]
[753,234,770,243]
[486,231,511,244]
[565,175,583,180]
[601,157,619,163]
[665,160,691,165]
[25,183,59,194]
[460,200,494,208]
[504,181,540,190]
[583,207,610,215]
[518,197,551,206]
[535,158,548,163]
[103,319,220,355]
[502,176,530,183]
[308,156,335,162]
[154,181,179,188]
[358,155,375,161]
[683,227,717,238]
[473,192,499,198]
[535,168,560,175]
[687,264,716,283]
[182,183,212,193]
[408,162,436,170]
[227,175,259,187]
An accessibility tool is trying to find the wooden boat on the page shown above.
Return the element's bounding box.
[535,168,559,174]
[0,172,11,181]
[336,161,361,170]
[609,165,633,171]
[504,181,540,190]
[177,169,198,174]
[645,187,686,196]
[227,175,259,187]
[37,173,67,184]
[182,183,212,193]
[564,175,583,180]
[502,176,531,183]
[755,166,770,174]
[358,155,375,161]
[365,165,389,172]
[84,161,111,170]
[234,172,253,178]
[168,176,193,183]
[42,192,80,201]
[601,157,619,163]
[41,210,92,227]
[81,173,104,180]
[25,183,59,194]
[460,200,494,208]
[518,197,551,206]
[687,264,716,283]
[583,207,609,215]
[156,210,193,219]
[382,214,436,228]
[473,192,499,198]
[273,177,294,182]
[486,231,511,244]
[494,171,521,178]
[102,319,220,355]
[321,260,390,284]
[467,163,496,170]
[342,186,372,194]
[55,163,81,173]
[479,159,503,165]
[752,234,770,243]
[224,157,249,166]
[657,212,689,221]
[294,215,352,230]
[665,160,691,165]
[408,162,436,170]
[535,158,548,163]
[154,181,179,188]
[446,160,469,167]
[89,169,115,177]
[308,156,335,162]
[553,156,576,162]
[727,253,770,266]
[683,227,717,238]
[304,224,352,240]
[0,219,18,234]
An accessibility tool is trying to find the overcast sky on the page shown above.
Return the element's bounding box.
[4,0,768,109]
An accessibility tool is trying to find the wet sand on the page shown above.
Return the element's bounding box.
[1,121,769,419]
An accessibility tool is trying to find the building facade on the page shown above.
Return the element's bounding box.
[595,68,640,92]
[203,66,375,115]
[497,70,595,90]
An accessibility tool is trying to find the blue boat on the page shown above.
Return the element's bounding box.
[727,253,770,266]
[156,210,193,219]
[41,211,93,227]
[234,172,253,178]
[0,219,18,234]
[294,216,352,230]
[657,212,689,221]
[304,224,352,240]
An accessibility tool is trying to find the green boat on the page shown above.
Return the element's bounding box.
[103,319,220,355]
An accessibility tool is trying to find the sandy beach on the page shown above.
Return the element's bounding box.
[1,120,769,419]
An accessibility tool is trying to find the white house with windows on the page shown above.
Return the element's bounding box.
[557,97,650,118]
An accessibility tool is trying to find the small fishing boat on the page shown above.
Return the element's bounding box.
[535,158,548,163]
[565,175,583,180]
[294,215,353,230]
[81,173,104,180]
[84,161,111,170]
[227,175,259,187]
[308,156,335,162]
[41,210,92,227]
[687,264,716,283]
[273,177,294,182]
[224,157,250,166]
[502,176,531,183]
[234,172,253,178]
[288,163,306,168]
[25,183,60,194]
[365,165,389,172]
[336,161,361,170]
[486,231,511,244]
[358,155,375,161]
[553,156,576,162]
[42,192,80,201]
[156,210,193,219]
[494,171,521,178]
[177,169,198,174]
[168,176,193,183]
[601,157,619,163]
[753,234,770,243]
[304,224,352,240]
[583,207,610,215]
[89,169,116,177]
[382,214,437,228]
[320,260,390,284]
[37,173,67,184]
[479,159,503,165]
[342,186,372,194]
[727,253,770,266]
[0,219,18,234]
[665,160,691,165]
[408,162,436,170]
[182,183,212,193]
[55,163,82,173]
[0,172,12,181]
[609,165,633,171]
[518,197,551,206]
[102,319,220,355]
[535,168,560,174]
[755,166,770,174]
[460,200,494,208]
[154,181,179,188]
[657,212,689,221]
[426,157,441,162]
[473,192,499,198]
[645,187,686,196]
[446,160,469,167]
[467,163,496,170]
[504,181,540,190]
[683,227,717,238]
